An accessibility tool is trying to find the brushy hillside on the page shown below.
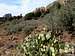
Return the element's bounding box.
[0,0,75,36]
[0,1,62,34]
[0,0,75,56]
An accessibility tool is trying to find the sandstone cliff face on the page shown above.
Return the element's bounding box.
[57,0,64,4]
[57,0,68,5]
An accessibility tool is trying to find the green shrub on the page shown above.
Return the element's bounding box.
[25,12,34,20]
[7,25,22,34]
[17,31,73,56]
[61,0,75,31]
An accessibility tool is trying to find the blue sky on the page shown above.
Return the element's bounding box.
[0,0,21,5]
[0,0,56,17]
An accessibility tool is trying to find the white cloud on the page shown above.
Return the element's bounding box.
[21,0,56,16]
[0,3,21,17]
[21,0,34,16]
[0,0,56,17]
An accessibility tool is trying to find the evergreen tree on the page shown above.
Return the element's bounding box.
[63,0,75,31]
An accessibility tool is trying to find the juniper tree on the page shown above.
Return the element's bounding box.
[63,0,75,31]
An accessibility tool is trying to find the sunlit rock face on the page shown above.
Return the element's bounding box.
[33,7,49,14]
[57,0,65,4]
[57,0,75,7]
[57,0,69,5]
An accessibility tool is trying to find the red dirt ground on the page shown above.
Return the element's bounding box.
[0,24,75,56]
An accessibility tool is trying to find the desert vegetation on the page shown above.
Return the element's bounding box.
[0,0,75,56]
